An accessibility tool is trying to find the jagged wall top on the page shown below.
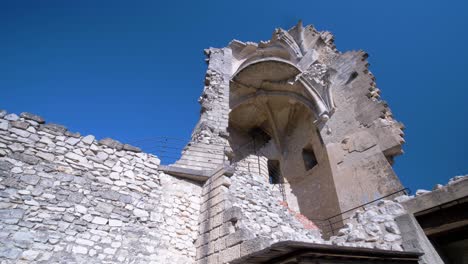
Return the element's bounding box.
[226,21,340,121]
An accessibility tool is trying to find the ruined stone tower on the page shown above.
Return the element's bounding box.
[3,22,464,264]
[177,21,405,221]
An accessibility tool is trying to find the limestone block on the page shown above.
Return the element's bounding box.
[220,244,240,263]
[36,151,55,161]
[7,142,24,152]
[4,113,19,121]
[81,135,95,145]
[109,219,123,227]
[39,123,67,136]
[10,127,31,138]
[240,237,272,257]
[65,137,81,146]
[223,206,242,223]
[133,208,149,218]
[92,216,108,225]
[20,174,40,185]
[72,246,88,254]
[100,190,121,201]
[11,120,29,130]
[225,228,255,248]
[20,112,45,123]
[123,144,141,153]
[0,120,8,130]
[98,138,123,150]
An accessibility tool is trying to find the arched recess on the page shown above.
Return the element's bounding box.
[232,57,334,121]
[228,58,341,220]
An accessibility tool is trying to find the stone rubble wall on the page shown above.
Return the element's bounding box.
[228,171,322,244]
[195,168,323,264]
[329,200,406,251]
[0,110,202,264]
[328,175,468,259]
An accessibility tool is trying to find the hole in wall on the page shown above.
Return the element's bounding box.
[302,145,318,171]
[345,71,359,84]
[230,219,238,233]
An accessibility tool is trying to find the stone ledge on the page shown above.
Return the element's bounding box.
[159,165,211,182]
[401,176,468,214]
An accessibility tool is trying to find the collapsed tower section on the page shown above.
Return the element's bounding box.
[179,21,405,222]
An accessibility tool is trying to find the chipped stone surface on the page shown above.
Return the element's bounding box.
[20,112,45,124]
[229,171,322,243]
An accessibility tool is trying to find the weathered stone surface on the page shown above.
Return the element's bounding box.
[36,151,55,161]
[72,246,88,254]
[416,189,430,196]
[65,137,81,145]
[82,135,95,145]
[20,112,45,123]
[0,120,8,130]
[11,120,29,130]
[98,138,123,150]
[40,123,67,136]
[109,219,123,227]
[4,113,19,121]
[10,127,30,137]
[0,247,22,259]
[75,204,87,214]
[100,190,120,201]
[8,142,25,152]
[123,144,141,153]
[92,216,108,225]
[133,208,149,218]
[65,130,80,138]
[10,152,41,165]
[20,174,40,185]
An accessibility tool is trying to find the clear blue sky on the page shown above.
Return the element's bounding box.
[1,0,467,193]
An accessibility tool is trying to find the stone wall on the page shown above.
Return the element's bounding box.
[328,176,468,262]
[175,48,232,171]
[322,50,405,213]
[329,200,406,251]
[0,110,202,263]
[195,167,323,264]
[228,171,322,244]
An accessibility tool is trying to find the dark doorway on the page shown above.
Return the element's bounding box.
[268,160,281,184]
